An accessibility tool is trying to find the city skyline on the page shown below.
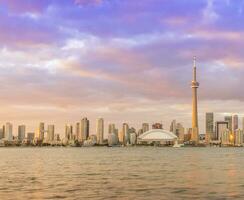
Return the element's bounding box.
[0,0,244,134]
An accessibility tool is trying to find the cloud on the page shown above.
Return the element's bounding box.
[0,0,244,135]
[74,0,103,6]
[202,0,219,23]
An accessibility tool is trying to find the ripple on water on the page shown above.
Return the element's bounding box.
[0,147,244,199]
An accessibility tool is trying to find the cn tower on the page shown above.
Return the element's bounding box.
[191,57,199,143]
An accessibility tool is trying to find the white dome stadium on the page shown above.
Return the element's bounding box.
[138,129,177,145]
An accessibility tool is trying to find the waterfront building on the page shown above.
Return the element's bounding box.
[47,125,55,141]
[138,129,177,146]
[152,123,163,129]
[5,122,13,141]
[142,123,149,133]
[108,123,116,134]
[96,118,104,145]
[221,129,231,146]
[108,133,119,146]
[170,120,177,135]
[39,122,45,140]
[232,115,238,132]
[224,116,232,132]
[206,112,214,144]
[118,130,124,144]
[34,128,40,139]
[191,57,200,144]
[176,123,184,143]
[89,135,97,144]
[18,125,26,142]
[75,122,80,140]
[65,124,73,140]
[122,123,129,145]
[215,121,228,141]
[234,129,243,146]
[130,132,137,145]
[27,132,35,142]
[80,117,89,141]
[0,127,4,139]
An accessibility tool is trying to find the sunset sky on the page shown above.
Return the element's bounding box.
[0,0,244,135]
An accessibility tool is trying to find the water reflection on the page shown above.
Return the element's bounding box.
[0,147,243,199]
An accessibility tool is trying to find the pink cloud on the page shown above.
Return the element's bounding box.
[74,0,103,6]
[0,0,49,13]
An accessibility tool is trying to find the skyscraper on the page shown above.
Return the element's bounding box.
[65,124,73,140]
[191,57,199,144]
[0,128,4,139]
[206,112,214,143]
[224,116,232,132]
[232,115,238,132]
[176,123,184,143]
[108,123,116,134]
[122,123,129,145]
[18,125,26,142]
[5,122,13,141]
[75,122,80,140]
[47,125,55,141]
[39,122,45,140]
[215,121,228,141]
[96,118,104,145]
[80,117,89,141]
[234,129,243,146]
[170,120,177,135]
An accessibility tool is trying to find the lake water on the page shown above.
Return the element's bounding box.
[0,147,244,199]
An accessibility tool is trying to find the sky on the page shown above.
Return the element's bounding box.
[0,0,244,136]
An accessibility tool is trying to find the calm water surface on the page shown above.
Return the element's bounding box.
[0,147,244,200]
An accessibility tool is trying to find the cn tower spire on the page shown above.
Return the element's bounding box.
[191,56,199,144]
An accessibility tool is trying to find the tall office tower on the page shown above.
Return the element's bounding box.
[215,121,228,141]
[191,57,200,144]
[65,124,73,140]
[75,122,80,140]
[152,123,163,129]
[224,116,232,132]
[1,125,5,139]
[47,125,55,141]
[170,120,177,135]
[118,130,124,144]
[0,128,4,139]
[122,123,129,145]
[130,132,137,145]
[5,122,13,141]
[205,112,214,143]
[96,118,104,145]
[18,125,26,142]
[234,129,243,146]
[176,123,184,143]
[142,123,149,133]
[39,122,45,140]
[221,129,231,146]
[108,123,116,134]
[232,115,238,132]
[80,117,89,141]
